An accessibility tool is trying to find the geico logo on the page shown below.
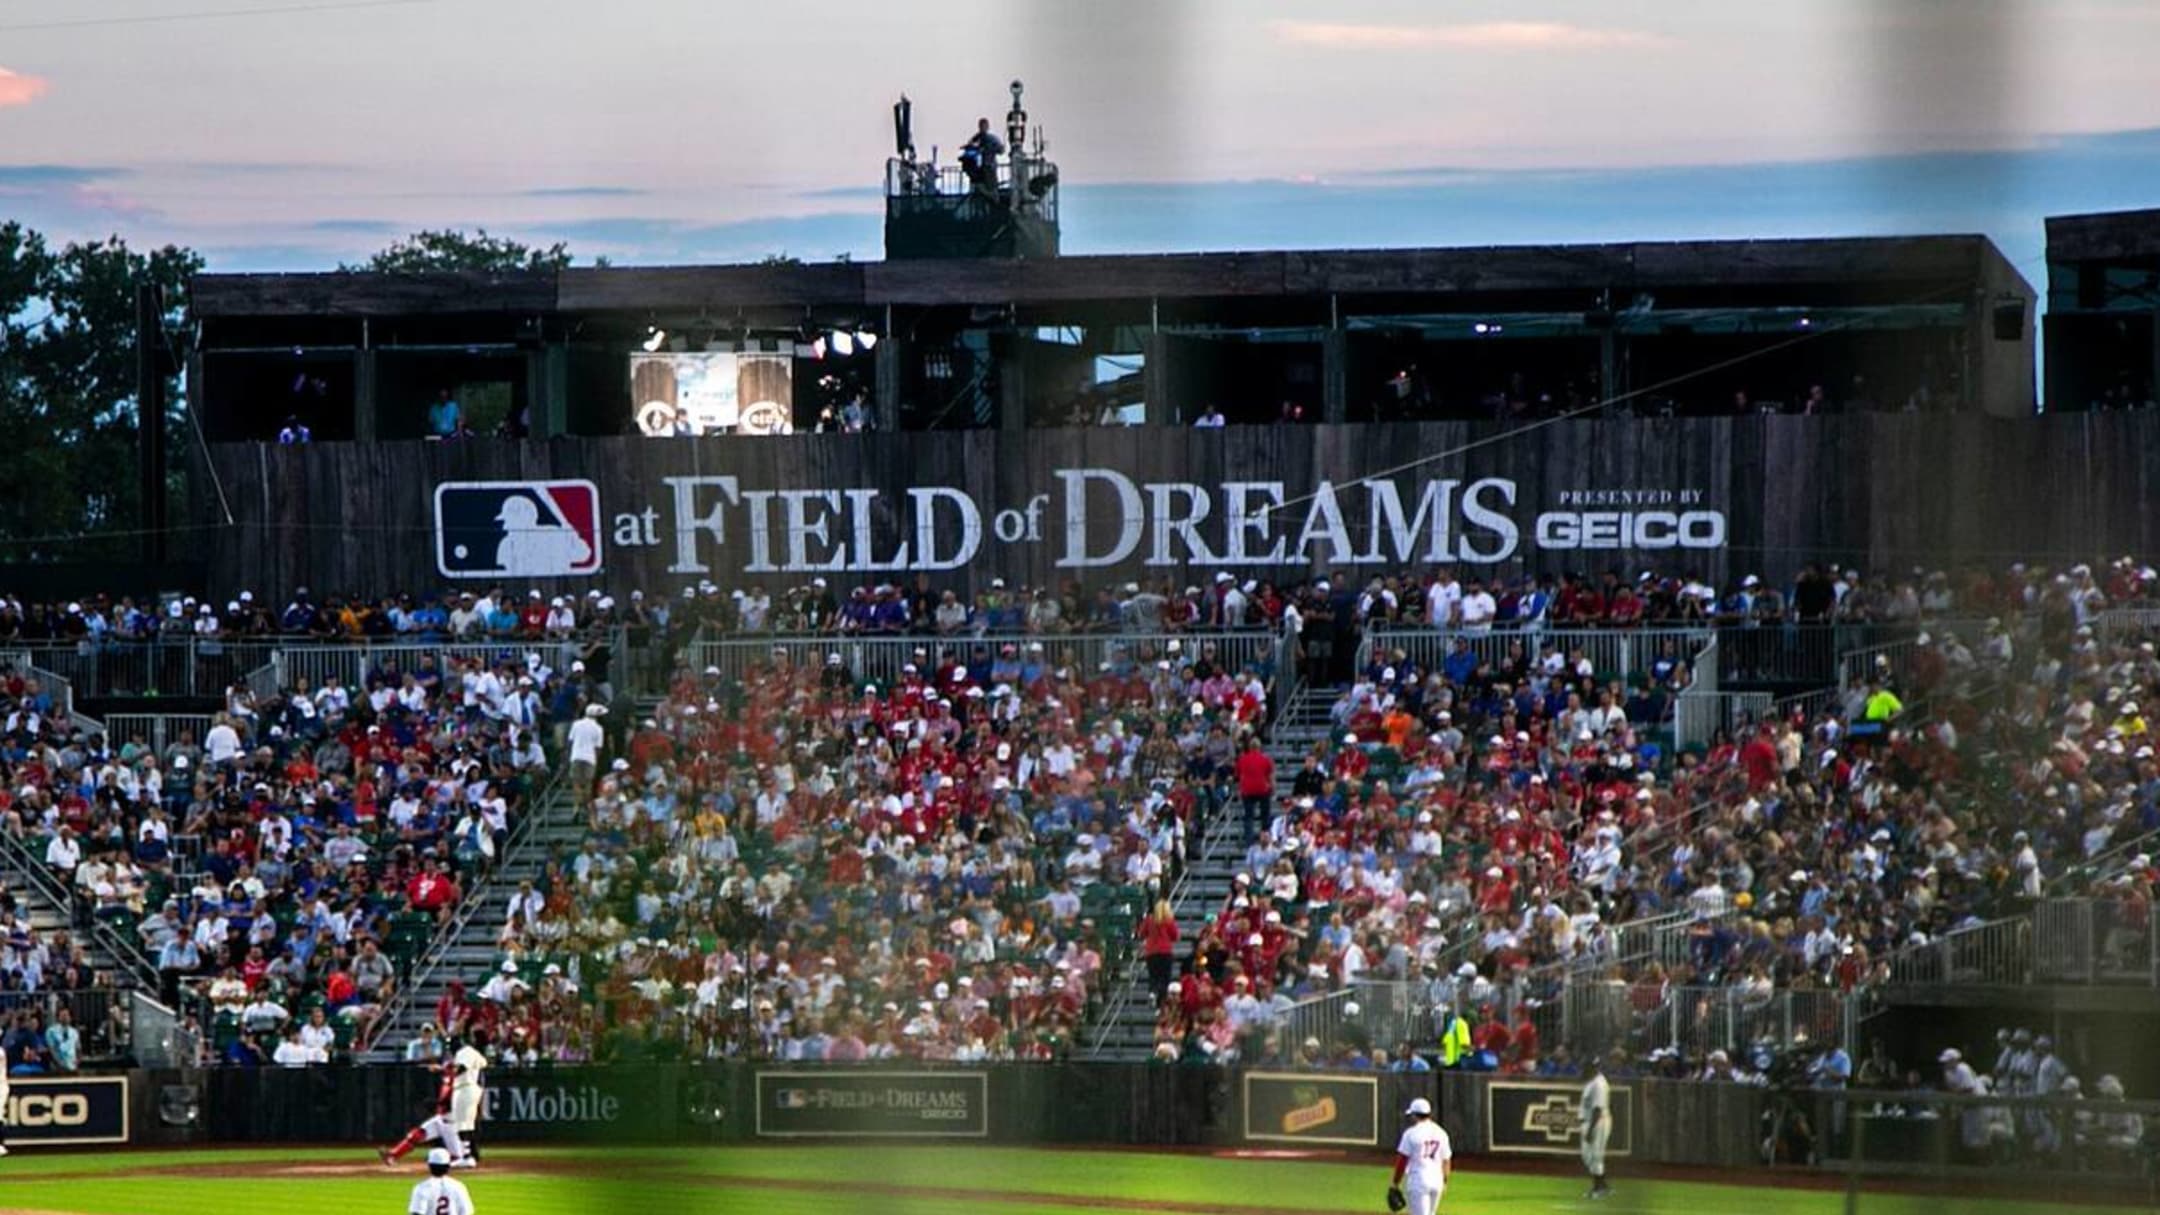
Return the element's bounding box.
[1534,510,1726,550]
[11,1094,90,1126]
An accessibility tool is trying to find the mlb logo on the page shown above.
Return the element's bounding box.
[775,1089,810,1110]
[434,481,604,579]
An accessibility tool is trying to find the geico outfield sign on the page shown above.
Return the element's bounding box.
[754,1071,989,1138]
[3,1076,129,1146]
[1241,1072,1381,1147]
[434,471,1726,580]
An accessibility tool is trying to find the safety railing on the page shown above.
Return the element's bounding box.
[360,763,573,1051]
[689,629,1289,691]
[0,828,161,991]
[1882,917,2035,986]
[2097,607,2160,639]
[103,713,217,755]
[1278,986,1359,1055]
[2050,827,2160,895]
[2033,897,2160,986]
[1673,690,1774,750]
[276,638,600,697]
[0,987,132,1064]
[0,630,655,701]
[128,988,201,1068]
[3,638,284,701]
[1577,982,1857,1062]
[1358,625,1713,686]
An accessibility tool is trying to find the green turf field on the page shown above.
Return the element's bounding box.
[0,1145,2129,1215]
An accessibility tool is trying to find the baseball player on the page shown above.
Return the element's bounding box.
[1386,1097,1451,1215]
[448,1030,490,1167]
[380,1054,468,1168]
[407,1147,475,1215]
[1580,1057,1612,1199]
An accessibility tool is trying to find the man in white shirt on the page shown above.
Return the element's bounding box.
[1425,570,1461,629]
[1580,1057,1612,1198]
[1459,581,1497,632]
[408,1148,475,1215]
[44,827,81,874]
[567,704,606,806]
[203,717,242,766]
[271,1026,324,1067]
[1389,1096,1452,1215]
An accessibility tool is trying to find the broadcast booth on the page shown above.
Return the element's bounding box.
[185,82,2038,443]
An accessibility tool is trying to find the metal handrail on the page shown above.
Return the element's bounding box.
[0,829,161,989]
[360,763,572,1051]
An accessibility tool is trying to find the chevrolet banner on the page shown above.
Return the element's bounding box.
[1486,1080,1634,1156]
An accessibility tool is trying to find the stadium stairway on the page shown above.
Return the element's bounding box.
[0,835,152,988]
[1085,682,1345,1060]
[360,778,588,1059]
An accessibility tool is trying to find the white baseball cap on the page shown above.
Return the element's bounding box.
[426,1148,452,1166]
[1405,1097,1432,1116]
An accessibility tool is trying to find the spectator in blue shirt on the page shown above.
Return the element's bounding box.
[427,389,461,437]
[44,1006,80,1073]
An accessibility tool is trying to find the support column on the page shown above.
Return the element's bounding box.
[874,337,903,432]
[997,333,1028,431]
[1321,330,1349,423]
[534,344,568,438]
[1142,332,1174,426]
[352,348,378,442]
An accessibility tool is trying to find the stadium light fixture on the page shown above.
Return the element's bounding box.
[856,331,879,351]
[642,325,667,353]
[832,331,856,357]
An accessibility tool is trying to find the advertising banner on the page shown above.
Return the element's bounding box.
[1486,1080,1634,1156]
[754,1070,988,1138]
[4,1076,129,1146]
[205,415,2160,598]
[630,351,795,436]
[1242,1072,1380,1147]
[480,1067,689,1142]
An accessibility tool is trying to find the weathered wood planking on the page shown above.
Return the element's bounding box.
[190,236,2022,320]
[190,415,2160,599]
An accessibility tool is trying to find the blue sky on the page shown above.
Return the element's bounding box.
[1,0,2157,272]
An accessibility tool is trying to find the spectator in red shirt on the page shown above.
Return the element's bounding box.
[1234,739,1275,845]
[1471,1004,1511,1063]
[407,859,458,920]
[1140,899,1181,1006]
[1739,726,1780,791]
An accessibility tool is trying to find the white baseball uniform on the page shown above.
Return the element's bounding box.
[450,1045,489,1133]
[1580,1073,1612,1179]
[407,1174,475,1215]
[1395,1119,1453,1215]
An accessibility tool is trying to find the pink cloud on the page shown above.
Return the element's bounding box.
[0,68,50,107]
[1273,20,1672,52]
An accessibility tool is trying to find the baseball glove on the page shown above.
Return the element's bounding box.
[1386,1185,1407,1212]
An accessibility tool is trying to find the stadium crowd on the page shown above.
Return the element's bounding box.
[2,554,2154,1082]
[1140,559,2160,1093]
[420,635,1276,1065]
[0,638,598,1068]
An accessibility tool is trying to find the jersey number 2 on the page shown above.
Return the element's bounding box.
[435,1199,451,1215]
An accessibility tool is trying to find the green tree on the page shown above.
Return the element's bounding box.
[0,223,200,561]
[349,228,595,273]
